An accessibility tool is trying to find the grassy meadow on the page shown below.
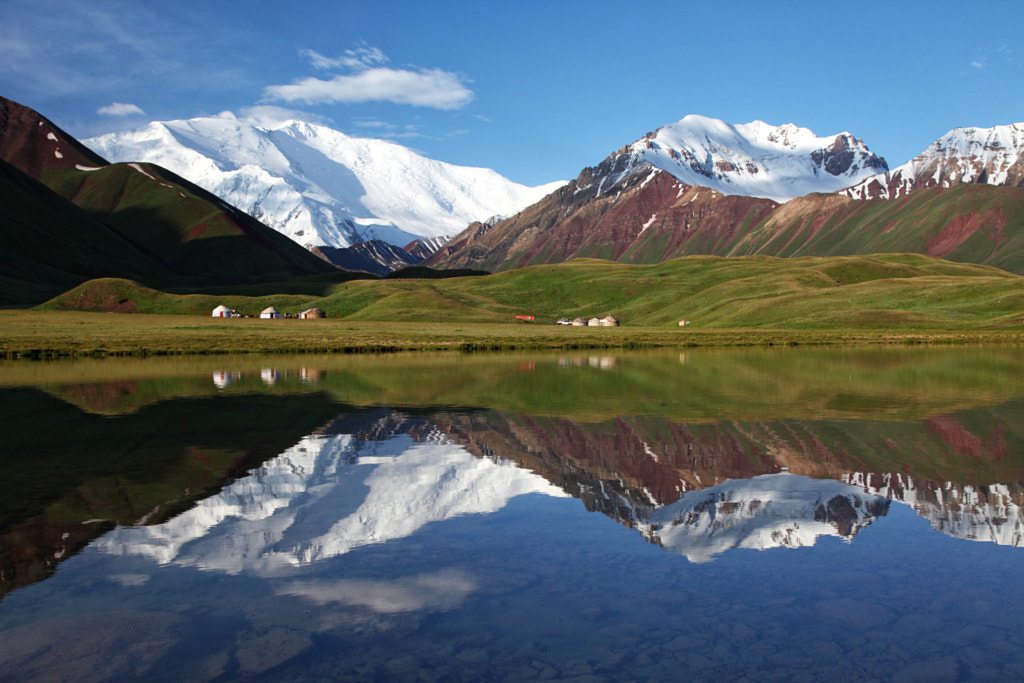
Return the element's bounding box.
[8,253,1024,356]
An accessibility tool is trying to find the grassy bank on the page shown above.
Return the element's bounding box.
[11,253,1024,357]
[3,310,1024,358]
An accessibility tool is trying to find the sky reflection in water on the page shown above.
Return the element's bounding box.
[1,348,1023,681]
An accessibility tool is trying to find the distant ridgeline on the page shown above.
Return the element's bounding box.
[428,118,1024,275]
[4,93,1024,313]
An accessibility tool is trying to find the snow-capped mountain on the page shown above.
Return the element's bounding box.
[843,122,1024,200]
[93,427,567,574]
[428,115,888,271]
[310,234,454,275]
[847,472,1024,546]
[85,113,564,249]
[311,240,421,275]
[634,473,890,563]
[594,114,888,203]
[404,235,452,261]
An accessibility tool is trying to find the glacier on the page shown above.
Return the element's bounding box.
[85,112,565,249]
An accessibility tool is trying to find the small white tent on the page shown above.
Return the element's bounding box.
[260,306,281,319]
[212,305,234,318]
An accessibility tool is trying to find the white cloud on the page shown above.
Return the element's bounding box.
[353,119,393,129]
[969,43,1016,72]
[265,46,473,110]
[302,45,386,71]
[280,570,477,613]
[266,67,473,110]
[351,119,425,139]
[97,102,145,116]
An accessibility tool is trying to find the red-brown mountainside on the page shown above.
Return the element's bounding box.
[0,95,108,180]
[728,184,1024,273]
[429,120,1024,275]
[429,164,777,272]
[431,175,1024,275]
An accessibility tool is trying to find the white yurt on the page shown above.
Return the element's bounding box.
[212,305,234,318]
[260,306,281,319]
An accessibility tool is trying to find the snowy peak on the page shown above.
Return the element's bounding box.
[95,425,566,574]
[585,115,888,203]
[311,239,421,275]
[404,235,451,261]
[843,122,1024,200]
[847,472,1024,546]
[86,114,563,249]
[634,473,890,563]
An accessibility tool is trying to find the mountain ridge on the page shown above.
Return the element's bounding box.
[618,114,888,203]
[86,114,564,250]
[0,95,344,305]
[843,122,1024,200]
[430,119,1024,274]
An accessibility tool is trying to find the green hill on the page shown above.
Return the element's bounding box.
[40,253,1024,331]
[0,95,348,306]
[729,185,1024,272]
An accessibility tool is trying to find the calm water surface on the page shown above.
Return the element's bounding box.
[1,347,1023,681]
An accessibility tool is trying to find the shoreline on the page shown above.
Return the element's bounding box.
[2,310,1024,359]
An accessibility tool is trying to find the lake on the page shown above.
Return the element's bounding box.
[1,347,1023,681]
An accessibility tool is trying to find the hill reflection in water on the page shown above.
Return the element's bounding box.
[2,347,1024,681]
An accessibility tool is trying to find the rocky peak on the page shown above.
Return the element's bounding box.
[578,115,887,203]
[811,133,888,177]
[843,122,1024,200]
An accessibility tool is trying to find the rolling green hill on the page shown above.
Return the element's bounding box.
[0,160,174,306]
[39,253,1024,331]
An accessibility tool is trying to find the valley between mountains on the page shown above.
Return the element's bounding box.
[3,93,1024,345]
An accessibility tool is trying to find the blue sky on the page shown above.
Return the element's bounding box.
[2,0,1022,187]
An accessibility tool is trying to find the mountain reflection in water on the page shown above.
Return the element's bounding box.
[2,347,1024,681]
[94,429,567,572]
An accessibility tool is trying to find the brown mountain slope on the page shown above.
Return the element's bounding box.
[430,118,1024,275]
[728,184,1024,273]
[430,176,1024,275]
[430,166,777,272]
[0,96,108,180]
